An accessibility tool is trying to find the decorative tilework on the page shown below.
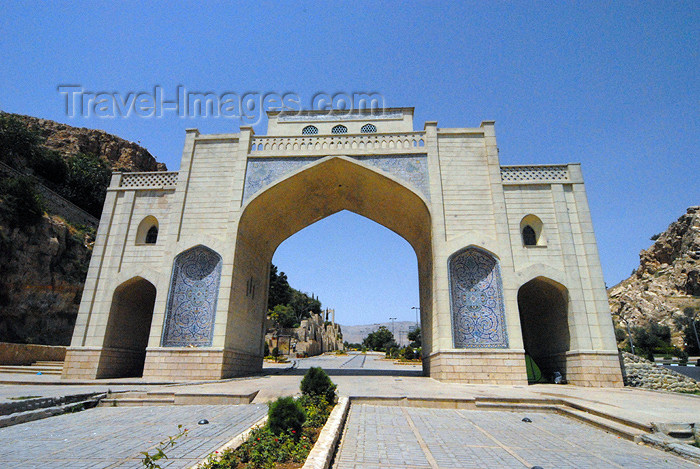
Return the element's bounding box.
[162,245,222,347]
[449,248,508,348]
[242,155,429,203]
[278,111,403,122]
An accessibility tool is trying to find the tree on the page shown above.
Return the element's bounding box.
[268,263,292,310]
[362,326,397,352]
[61,153,111,217]
[676,307,700,355]
[289,288,321,323]
[270,304,297,329]
[408,326,421,348]
[0,176,44,227]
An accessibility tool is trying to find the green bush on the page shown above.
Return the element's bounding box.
[300,367,336,403]
[267,396,305,437]
[0,175,44,227]
[298,394,332,428]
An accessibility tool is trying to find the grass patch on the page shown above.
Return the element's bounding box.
[7,395,42,400]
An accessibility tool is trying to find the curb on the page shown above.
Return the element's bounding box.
[302,397,350,469]
[0,393,105,428]
[190,415,268,469]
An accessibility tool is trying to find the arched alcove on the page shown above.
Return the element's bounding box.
[448,247,508,348]
[97,277,156,378]
[136,216,159,245]
[520,214,545,247]
[162,245,222,347]
[518,276,570,382]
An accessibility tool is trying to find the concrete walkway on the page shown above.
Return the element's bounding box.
[0,404,266,468]
[335,405,697,469]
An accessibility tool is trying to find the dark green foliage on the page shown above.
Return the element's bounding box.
[297,394,332,428]
[267,262,322,325]
[650,233,661,241]
[0,176,44,227]
[267,264,292,310]
[675,307,700,355]
[31,149,68,186]
[267,396,305,437]
[403,345,416,360]
[300,367,336,403]
[0,114,42,166]
[408,326,421,348]
[270,304,298,329]
[362,326,397,352]
[62,153,111,217]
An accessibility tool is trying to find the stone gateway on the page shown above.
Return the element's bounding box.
[62,108,623,386]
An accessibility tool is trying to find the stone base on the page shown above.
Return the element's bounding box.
[141,348,262,380]
[426,350,528,385]
[62,347,101,379]
[564,350,623,387]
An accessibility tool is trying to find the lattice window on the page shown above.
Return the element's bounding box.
[302,125,318,135]
[120,172,178,188]
[500,166,569,183]
[331,125,347,134]
[361,123,377,133]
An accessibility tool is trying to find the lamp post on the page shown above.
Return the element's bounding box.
[389,317,396,339]
[411,306,420,328]
[615,313,635,356]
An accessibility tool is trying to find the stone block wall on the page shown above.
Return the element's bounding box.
[0,342,66,365]
[426,350,528,385]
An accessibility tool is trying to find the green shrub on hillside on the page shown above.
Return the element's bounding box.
[0,175,44,227]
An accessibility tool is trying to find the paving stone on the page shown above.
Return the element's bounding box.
[0,404,266,469]
[333,405,698,469]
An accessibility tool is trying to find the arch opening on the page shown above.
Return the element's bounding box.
[97,277,156,378]
[517,276,570,383]
[520,214,545,247]
[229,157,432,376]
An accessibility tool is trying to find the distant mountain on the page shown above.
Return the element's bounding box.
[339,320,419,346]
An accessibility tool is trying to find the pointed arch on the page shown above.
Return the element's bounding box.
[162,245,222,347]
[136,216,159,245]
[97,276,156,378]
[448,246,508,348]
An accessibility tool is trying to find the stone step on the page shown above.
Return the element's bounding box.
[556,406,647,441]
[0,365,63,375]
[32,361,65,367]
[98,397,175,407]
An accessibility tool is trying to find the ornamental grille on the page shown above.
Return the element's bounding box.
[120,172,179,188]
[500,165,569,183]
[301,125,318,135]
[331,125,348,134]
[361,123,377,133]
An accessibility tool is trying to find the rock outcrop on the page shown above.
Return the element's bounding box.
[621,352,700,393]
[0,113,167,345]
[4,113,166,172]
[266,313,344,357]
[608,207,700,346]
[0,215,93,345]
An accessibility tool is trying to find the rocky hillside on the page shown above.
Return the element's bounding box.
[5,113,166,172]
[608,206,700,347]
[0,113,166,345]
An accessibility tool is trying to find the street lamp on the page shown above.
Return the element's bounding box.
[614,313,635,356]
[411,306,420,328]
[389,317,396,339]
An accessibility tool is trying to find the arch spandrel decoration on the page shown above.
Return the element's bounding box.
[449,248,508,348]
[162,245,222,347]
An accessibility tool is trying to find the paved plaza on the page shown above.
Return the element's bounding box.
[0,404,265,469]
[0,353,699,468]
[335,405,697,469]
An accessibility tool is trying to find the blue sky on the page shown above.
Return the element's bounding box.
[1,2,697,325]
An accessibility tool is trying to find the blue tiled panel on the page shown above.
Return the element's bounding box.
[449,248,508,348]
[242,155,429,203]
[162,245,222,347]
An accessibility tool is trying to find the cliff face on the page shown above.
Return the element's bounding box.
[0,215,93,345]
[608,206,700,346]
[0,114,166,345]
[7,113,166,172]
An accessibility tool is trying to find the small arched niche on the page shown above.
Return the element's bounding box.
[136,216,159,245]
[520,214,545,247]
